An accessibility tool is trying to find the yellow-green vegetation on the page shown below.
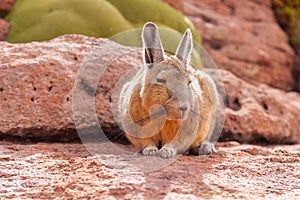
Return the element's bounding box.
[106,0,200,42]
[6,0,202,67]
[110,27,203,68]
[5,0,134,43]
[6,0,200,43]
[272,0,300,46]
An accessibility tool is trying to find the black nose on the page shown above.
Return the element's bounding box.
[180,106,188,112]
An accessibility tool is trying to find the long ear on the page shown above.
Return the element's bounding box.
[142,22,165,66]
[175,28,193,65]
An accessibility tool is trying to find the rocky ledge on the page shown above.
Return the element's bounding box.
[0,35,299,144]
[0,141,299,199]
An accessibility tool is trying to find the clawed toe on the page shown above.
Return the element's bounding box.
[143,146,159,156]
[199,142,216,156]
[159,146,177,159]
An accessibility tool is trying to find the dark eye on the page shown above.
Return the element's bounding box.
[157,78,166,84]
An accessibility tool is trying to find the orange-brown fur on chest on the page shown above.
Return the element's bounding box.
[126,84,181,152]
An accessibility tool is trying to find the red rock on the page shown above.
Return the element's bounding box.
[0,141,299,199]
[221,69,300,144]
[163,0,183,10]
[0,35,140,141]
[169,0,294,90]
[0,0,15,12]
[0,19,9,41]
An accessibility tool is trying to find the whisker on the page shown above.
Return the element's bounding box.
[133,109,167,125]
[105,128,129,144]
[118,134,127,141]
[103,109,167,143]
[191,108,207,122]
[106,108,209,143]
[191,109,200,116]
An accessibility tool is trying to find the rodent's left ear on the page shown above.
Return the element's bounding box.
[175,28,193,65]
[142,22,165,67]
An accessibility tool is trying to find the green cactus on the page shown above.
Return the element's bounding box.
[6,0,134,43]
[272,0,300,46]
[6,0,202,66]
[110,24,203,67]
[106,0,201,43]
[6,0,200,43]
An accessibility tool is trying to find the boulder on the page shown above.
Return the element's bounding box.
[165,0,295,90]
[0,35,141,141]
[221,69,300,144]
[0,35,299,144]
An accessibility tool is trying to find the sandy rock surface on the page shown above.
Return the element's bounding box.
[0,141,299,199]
[166,0,294,90]
[0,35,299,144]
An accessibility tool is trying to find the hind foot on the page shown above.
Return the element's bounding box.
[199,142,216,156]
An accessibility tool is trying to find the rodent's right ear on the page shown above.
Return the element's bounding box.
[142,22,165,67]
[175,28,193,65]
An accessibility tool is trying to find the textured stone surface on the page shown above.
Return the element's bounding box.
[0,34,299,144]
[167,0,295,90]
[221,70,300,144]
[0,35,141,141]
[0,141,299,199]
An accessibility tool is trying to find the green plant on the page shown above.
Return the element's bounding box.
[107,0,201,42]
[6,0,200,43]
[6,0,133,43]
[272,0,300,46]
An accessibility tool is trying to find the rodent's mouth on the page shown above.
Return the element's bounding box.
[166,109,189,121]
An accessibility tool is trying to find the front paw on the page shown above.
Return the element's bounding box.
[143,146,159,156]
[159,146,177,159]
[199,142,216,156]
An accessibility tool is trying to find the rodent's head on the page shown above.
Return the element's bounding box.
[141,22,196,121]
